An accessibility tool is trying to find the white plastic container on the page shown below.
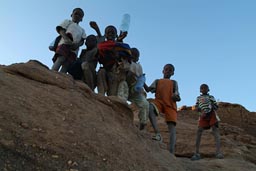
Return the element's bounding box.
[119,13,131,32]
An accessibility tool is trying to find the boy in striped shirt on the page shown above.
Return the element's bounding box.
[191,84,224,160]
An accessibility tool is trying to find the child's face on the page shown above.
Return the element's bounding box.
[72,9,84,23]
[105,26,117,40]
[200,85,209,94]
[131,48,139,62]
[85,36,97,49]
[163,65,174,78]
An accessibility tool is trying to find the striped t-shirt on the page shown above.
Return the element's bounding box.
[196,94,218,113]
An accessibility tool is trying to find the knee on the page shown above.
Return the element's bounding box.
[149,103,154,111]
[197,128,203,135]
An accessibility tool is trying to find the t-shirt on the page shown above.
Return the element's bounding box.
[57,19,86,54]
[129,62,143,77]
[196,94,218,113]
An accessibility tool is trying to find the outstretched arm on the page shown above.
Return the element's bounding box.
[90,21,102,37]
[144,79,158,93]
[117,31,128,42]
[144,83,152,92]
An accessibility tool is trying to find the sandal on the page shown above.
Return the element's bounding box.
[216,152,224,159]
[152,133,162,142]
[191,153,201,161]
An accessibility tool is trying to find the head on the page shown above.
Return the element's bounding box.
[200,84,210,95]
[104,25,118,41]
[131,48,140,62]
[85,35,97,49]
[71,8,84,23]
[162,64,175,79]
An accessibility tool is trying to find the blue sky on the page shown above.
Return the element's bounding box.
[1,0,256,112]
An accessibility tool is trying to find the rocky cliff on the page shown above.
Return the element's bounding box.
[0,60,255,171]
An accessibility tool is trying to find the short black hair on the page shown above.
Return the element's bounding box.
[131,48,140,58]
[200,84,209,91]
[165,64,175,72]
[104,25,117,34]
[73,8,84,16]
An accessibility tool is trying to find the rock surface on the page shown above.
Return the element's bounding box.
[0,60,255,171]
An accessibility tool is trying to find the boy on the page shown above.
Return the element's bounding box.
[191,84,224,160]
[144,64,181,154]
[79,35,98,90]
[96,25,131,96]
[52,8,86,73]
[127,48,149,130]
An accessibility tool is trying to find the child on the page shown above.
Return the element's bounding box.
[96,25,131,96]
[144,64,181,154]
[127,48,149,130]
[191,84,224,160]
[51,8,86,73]
[79,35,98,90]
[96,25,118,95]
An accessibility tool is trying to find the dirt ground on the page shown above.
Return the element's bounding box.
[0,60,255,171]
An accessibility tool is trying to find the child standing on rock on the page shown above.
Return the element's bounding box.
[144,64,181,154]
[191,84,224,160]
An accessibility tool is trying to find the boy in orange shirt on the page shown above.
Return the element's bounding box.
[144,64,181,154]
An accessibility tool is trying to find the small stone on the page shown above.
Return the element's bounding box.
[52,155,59,158]
[67,160,73,165]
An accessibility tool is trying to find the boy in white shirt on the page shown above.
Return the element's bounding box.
[127,48,149,130]
[52,8,86,73]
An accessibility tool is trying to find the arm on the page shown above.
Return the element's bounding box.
[56,19,73,44]
[58,29,73,45]
[90,21,102,37]
[70,38,84,50]
[143,83,151,92]
[144,79,158,93]
[195,97,201,112]
[210,95,219,110]
[172,80,181,102]
[117,31,128,42]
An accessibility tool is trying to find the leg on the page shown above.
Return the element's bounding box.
[167,122,176,154]
[149,103,159,134]
[82,62,95,90]
[117,80,129,101]
[195,127,204,154]
[149,103,162,141]
[51,56,66,71]
[60,61,69,73]
[132,95,149,130]
[106,64,120,96]
[97,68,108,95]
[212,125,224,158]
[191,127,204,160]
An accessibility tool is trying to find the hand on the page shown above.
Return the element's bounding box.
[172,94,181,102]
[117,31,128,41]
[89,21,99,30]
[70,42,79,50]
